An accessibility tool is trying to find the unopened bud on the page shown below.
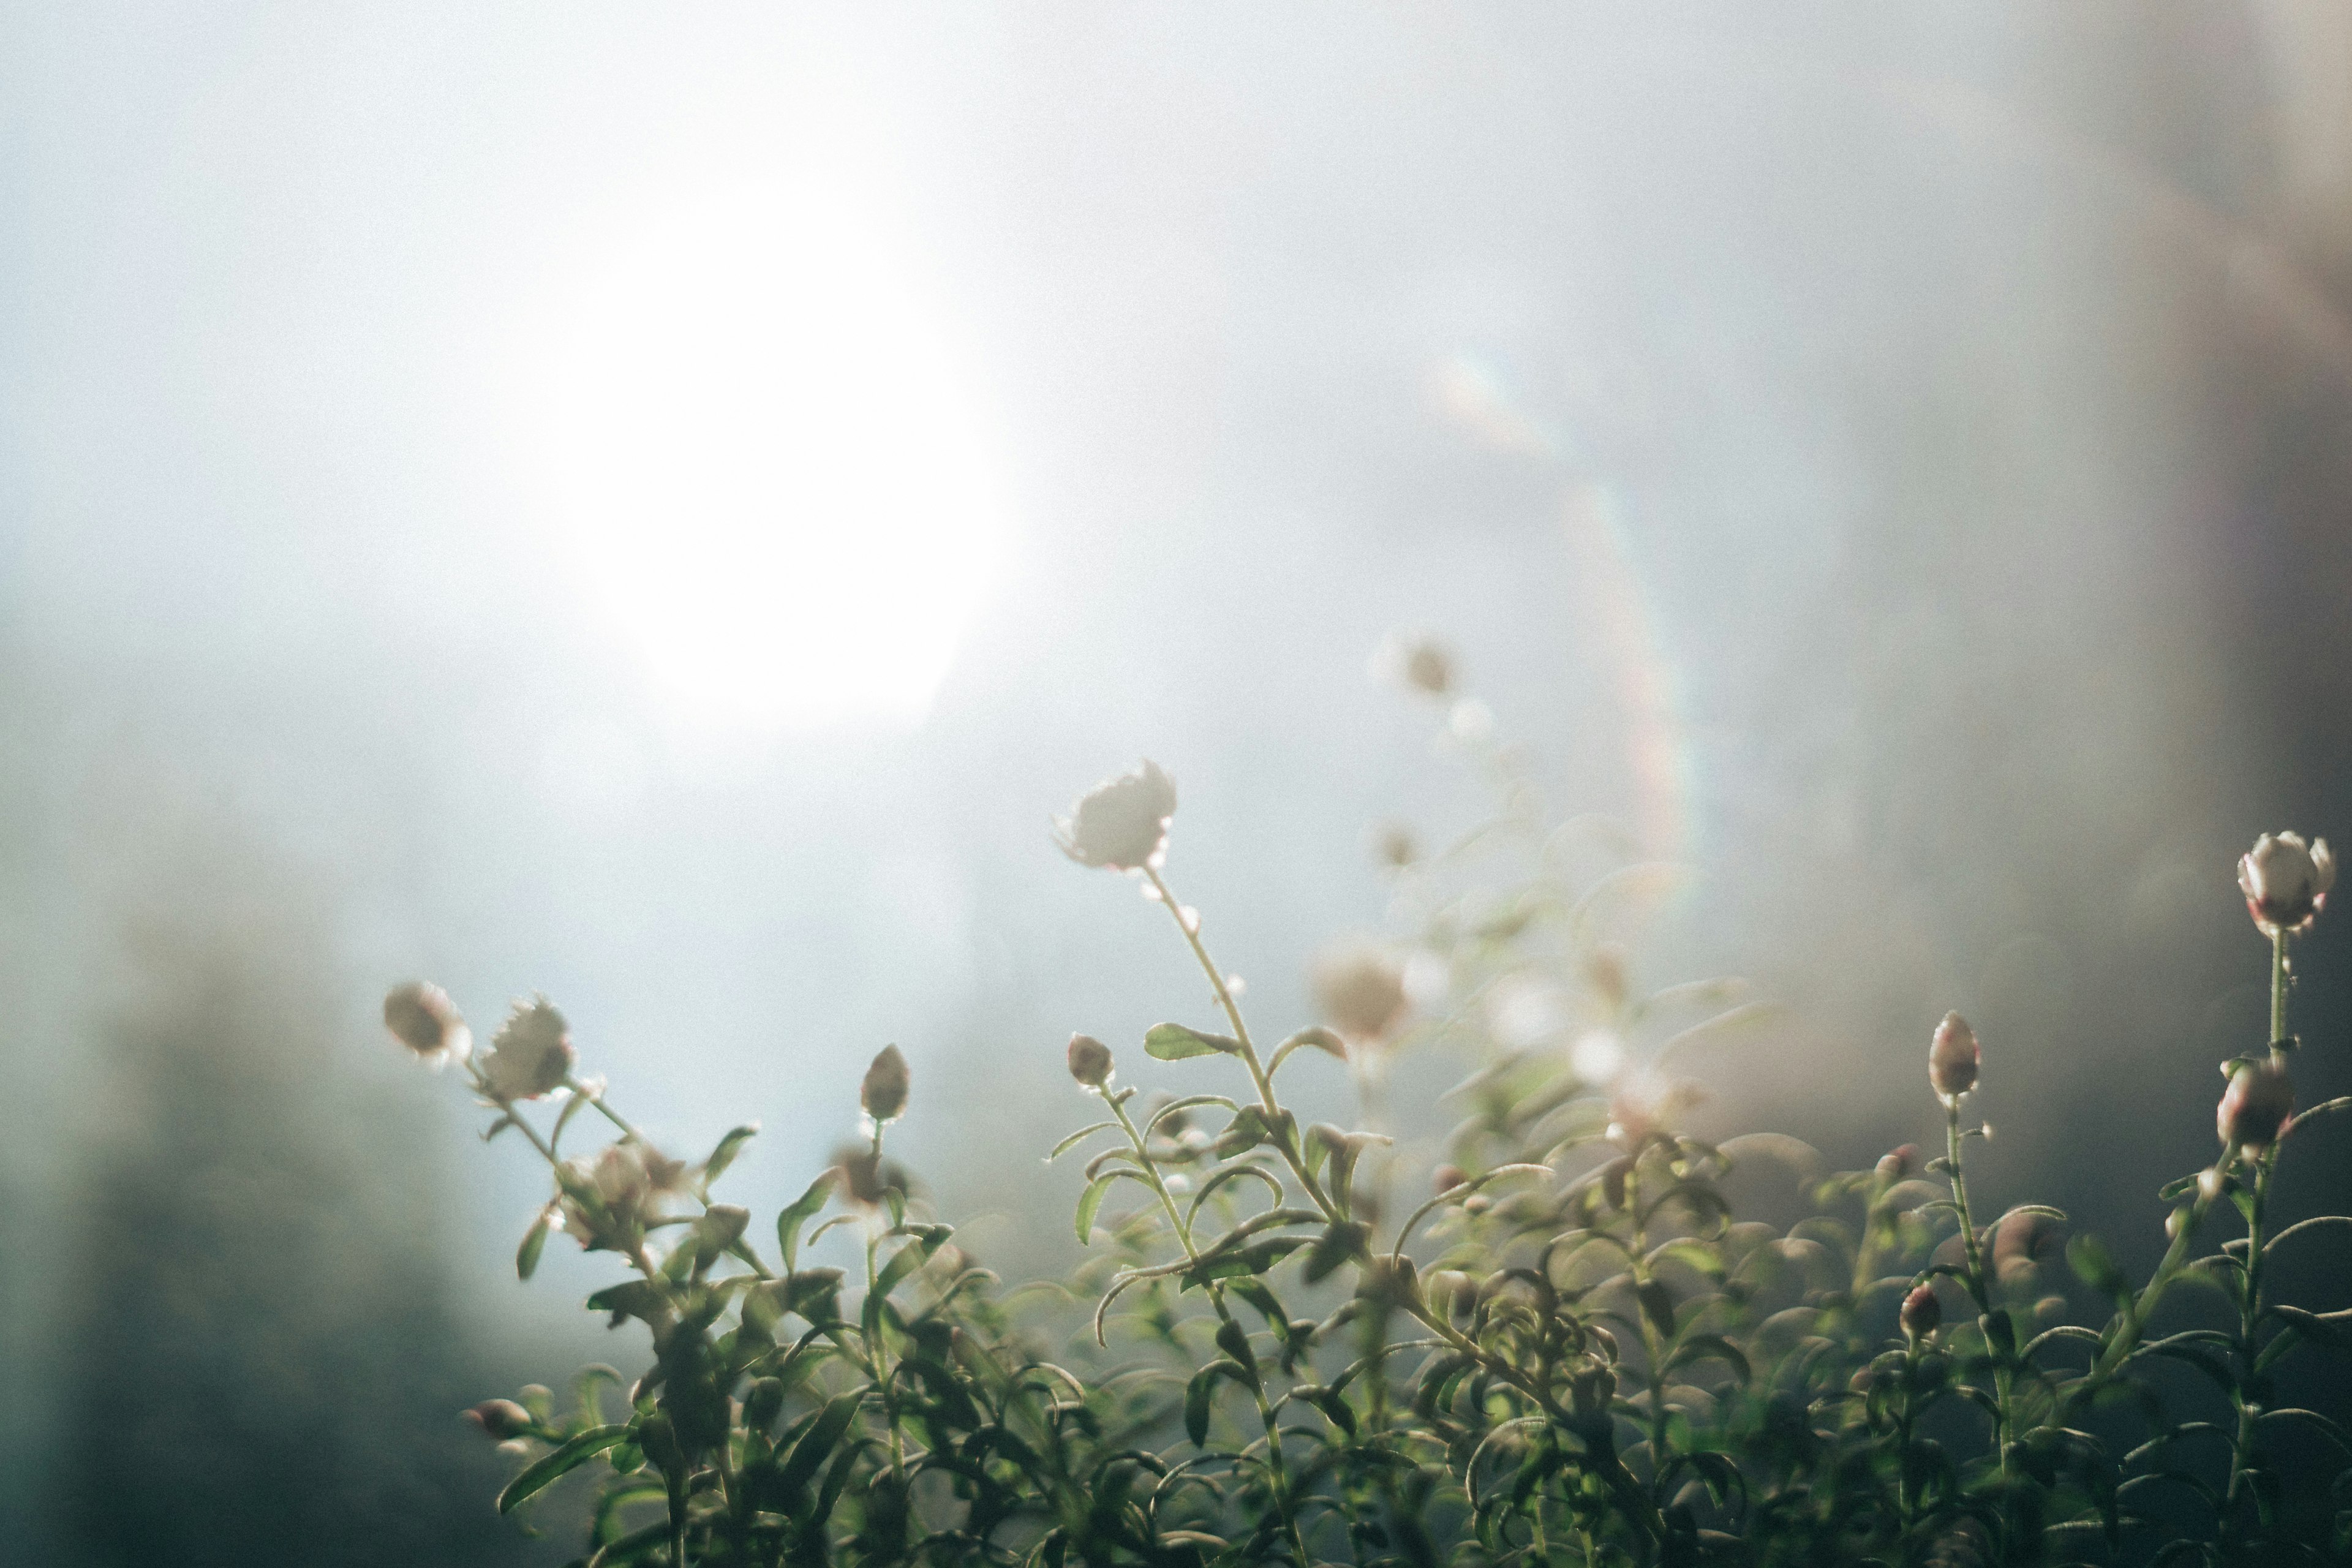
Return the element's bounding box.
[861,1045,910,1123]
[1928,1012,1979,1104]
[1901,1283,1942,1341]
[2239,832,2334,939]
[463,1398,533,1440]
[1433,1164,1468,1197]
[1875,1144,1919,1183]
[1066,1033,1114,1089]
[2218,1058,2294,1152]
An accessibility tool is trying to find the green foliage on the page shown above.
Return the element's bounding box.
[413,654,2352,1566]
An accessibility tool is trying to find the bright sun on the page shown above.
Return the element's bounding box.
[535,187,1001,730]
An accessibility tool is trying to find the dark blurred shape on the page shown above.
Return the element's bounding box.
[48,858,519,1568]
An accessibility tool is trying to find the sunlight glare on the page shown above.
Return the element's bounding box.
[537,187,1001,730]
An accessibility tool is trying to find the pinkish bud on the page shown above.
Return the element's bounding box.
[1928,1013,1979,1104]
[383,981,470,1068]
[2217,1058,2294,1152]
[1901,1283,1942,1340]
[1875,1144,1920,1183]
[1066,1033,1114,1088]
[463,1398,533,1439]
[861,1045,911,1123]
[1054,761,1178,872]
[1433,1163,1468,1197]
[2239,832,2334,938]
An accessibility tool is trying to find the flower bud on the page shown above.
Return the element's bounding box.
[1928,1012,1979,1104]
[2218,1058,2294,1152]
[1433,1163,1468,1197]
[1375,630,1456,697]
[1875,1144,1919,1184]
[462,1398,533,1440]
[482,998,575,1101]
[1311,943,1411,1047]
[1054,761,1178,872]
[1066,1033,1115,1089]
[861,1045,910,1123]
[2239,832,2334,938]
[1371,821,1419,870]
[383,981,470,1068]
[1901,1283,1942,1341]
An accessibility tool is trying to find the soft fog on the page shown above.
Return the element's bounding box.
[6,6,2352,1560]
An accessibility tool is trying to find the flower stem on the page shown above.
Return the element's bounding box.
[2271,926,2290,1051]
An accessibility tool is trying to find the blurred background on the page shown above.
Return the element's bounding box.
[7,4,2352,1561]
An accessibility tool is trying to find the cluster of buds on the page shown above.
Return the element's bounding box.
[2239,831,2334,938]
[557,1137,687,1254]
[1054,760,1178,872]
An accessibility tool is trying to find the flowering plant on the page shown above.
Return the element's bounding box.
[397,645,2352,1566]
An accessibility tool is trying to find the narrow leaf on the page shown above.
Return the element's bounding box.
[777,1168,839,1274]
[497,1423,630,1513]
[701,1123,760,1189]
[516,1205,554,1281]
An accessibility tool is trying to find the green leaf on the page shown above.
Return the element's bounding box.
[1047,1120,1120,1161]
[1145,1022,1241,1061]
[1184,1359,1250,1446]
[777,1169,839,1274]
[1664,1333,1751,1383]
[701,1123,760,1189]
[497,1423,631,1513]
[1303,1221,1371,1285]
[516,1205,554,1281]
[873,1227,949,1300]
[1075,1173,1117,1244]
[1268,1026,1347,1075]
[774,1390,865,1502]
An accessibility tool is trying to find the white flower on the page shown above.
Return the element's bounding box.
[1054,761,1178,872]
[482,998,576,1101]
[383,981,470,1068]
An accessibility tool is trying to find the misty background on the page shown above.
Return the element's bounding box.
[7,5,2352,1561]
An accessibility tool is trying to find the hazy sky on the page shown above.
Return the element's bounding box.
[7,9,2352,1473]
